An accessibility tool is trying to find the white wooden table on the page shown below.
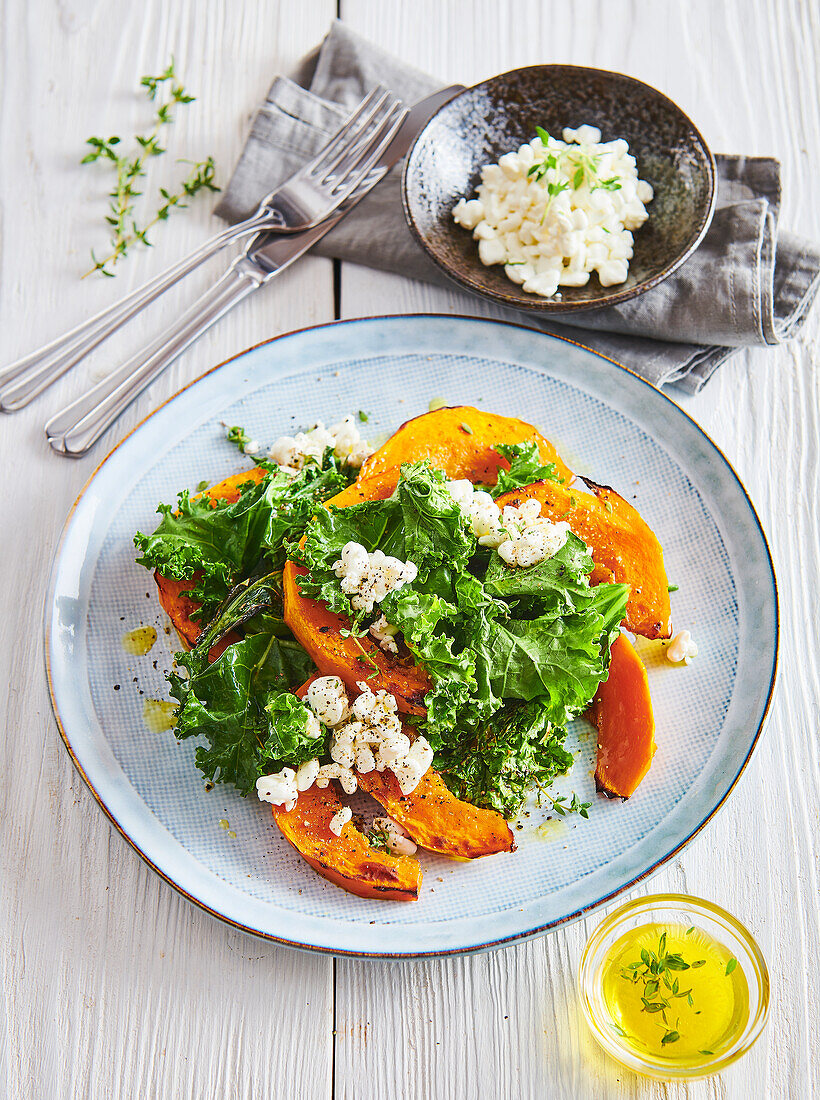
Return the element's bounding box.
[2,2,818,1096]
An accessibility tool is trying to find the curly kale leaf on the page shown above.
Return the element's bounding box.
[134,457,348,618]
[491,441,563,497]
[436,700,574,818]
[169,631,318,794]
[296,461,473,620]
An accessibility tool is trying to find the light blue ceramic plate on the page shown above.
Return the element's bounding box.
[46,316,777,957]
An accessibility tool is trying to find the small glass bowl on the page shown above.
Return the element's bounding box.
[578,893,769,1080]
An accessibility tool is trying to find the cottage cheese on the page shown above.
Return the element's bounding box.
[666,629,698,665]
[452,125,653,298]
[329,805,352,837]
[369,613,400,654]
[447,479,571,567]
[332,542,418,613]
[269,415,373,472]
[372,815,418,856]
[306,675,350,728]
[256,767,298,811]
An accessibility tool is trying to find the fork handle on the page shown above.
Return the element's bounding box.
[0,210,276,413]
[45,257,266,457]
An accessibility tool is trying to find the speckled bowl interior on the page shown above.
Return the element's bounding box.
[402,65,716,314]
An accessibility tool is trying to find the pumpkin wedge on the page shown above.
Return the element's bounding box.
[271,783,421,901]
[154,465,266,658]
[495,479,671,639]
[357,769,515,859]
[592,633,656,798]
[283,561,431,714]
[359,405,575,489]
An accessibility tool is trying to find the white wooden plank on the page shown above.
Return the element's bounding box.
[334,1,820,1098]
[0,1,337,1097]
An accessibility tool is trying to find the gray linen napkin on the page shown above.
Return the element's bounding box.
[216,21,820,393]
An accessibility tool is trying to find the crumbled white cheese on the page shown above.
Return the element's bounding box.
[666,629,698,665]
[369,613,399,654]
[332,542,418,613]
[269,416,373,471]
[256,767,298,810]
[306,675,350,728]
[316,761,359,794]
[243,439,261,455]
[391,737,435,796]
[447,478,506,547]
[452,126,653,298]
[447,480,571,567]
[295,758,320,791]
[372,815,418,856]
[329,805,352,837]
[496,499,571,567]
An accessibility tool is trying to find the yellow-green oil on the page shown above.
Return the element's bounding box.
[599,922,749,1063]
[142,698,177,732]
[122,626,157,656]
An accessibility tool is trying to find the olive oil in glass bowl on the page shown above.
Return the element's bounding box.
[578,894,769,1079]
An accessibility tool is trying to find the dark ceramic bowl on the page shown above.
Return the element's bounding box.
[402,65,716,314]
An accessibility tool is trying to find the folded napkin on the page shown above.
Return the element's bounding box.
[216,21,820,393]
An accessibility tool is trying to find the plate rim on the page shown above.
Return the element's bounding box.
[44,313,778,958]
[401,62,718,314]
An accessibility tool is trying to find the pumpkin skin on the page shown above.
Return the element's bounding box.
[270,783,421,901]
[358,405,575,490]
[494,479,672,639]
[592,633,656,798]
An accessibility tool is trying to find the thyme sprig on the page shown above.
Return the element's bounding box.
[618,931,707,1045]
[81,59,218,277]
[527,125,623,211]
[366,824,394,853]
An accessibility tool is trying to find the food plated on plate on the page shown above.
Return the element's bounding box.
[135,404,681,901]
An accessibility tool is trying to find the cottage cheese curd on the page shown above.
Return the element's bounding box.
[332,542,418,613]
[452,125,654,298]
[269,415,373,472]
[666,629,698,665]
[447,479,571,568]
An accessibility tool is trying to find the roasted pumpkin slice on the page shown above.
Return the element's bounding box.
[359,405,574,489]
[271,784,421,901]
[357,768,515,859]
[283,561,430,714]
[153,465,265,658]
[495,479,671,639]
[592,633,656,798]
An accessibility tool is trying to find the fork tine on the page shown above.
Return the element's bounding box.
[313,91,397,180]
[306,86,392,177]
[325,102,408,198]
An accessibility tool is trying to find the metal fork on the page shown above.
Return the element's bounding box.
[0,86,404,413]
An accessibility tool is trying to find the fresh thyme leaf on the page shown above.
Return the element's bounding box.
[668,585,680,593]
[226,425,252,452]
[690,959,706,968]
[725,958,738,976]
[661,1030,680,1045]
[685,925,694,934]
[358,410,369,422]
